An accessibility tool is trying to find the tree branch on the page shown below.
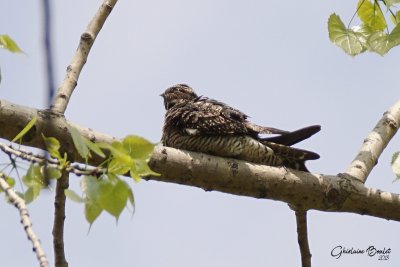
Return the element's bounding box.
[346,100,400,183]
[52,171,69,267]
[1,99,400,221]
[50,0,118,114]
[295,210,311,267]
[47,2,119,266]
[0,99,116,163]
[0,173,49,267]
[148,146,400,221]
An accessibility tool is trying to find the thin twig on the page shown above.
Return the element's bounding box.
[50,0,118,114]
[52,171,69,267]
[295,210,312,267]
[0,173,49,267]
[0,142,105,177]
[346,100,400,183]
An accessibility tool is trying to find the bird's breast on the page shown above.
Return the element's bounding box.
[162,129,244,157]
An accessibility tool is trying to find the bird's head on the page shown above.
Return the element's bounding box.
[161,84,198,110]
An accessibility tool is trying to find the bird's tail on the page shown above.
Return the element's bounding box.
[261,141,320,172]
[261,125,321,146]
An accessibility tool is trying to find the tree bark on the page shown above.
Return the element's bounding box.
[52,171,69,267]
[295,210,311,267]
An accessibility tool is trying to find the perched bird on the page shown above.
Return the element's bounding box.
[161,84,320,172]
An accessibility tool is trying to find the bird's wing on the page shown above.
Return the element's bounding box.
[245,123,290,135]
[262,125,321,146]
[166,97,250,135]
[202,98,291,135]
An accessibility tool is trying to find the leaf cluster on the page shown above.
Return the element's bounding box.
[65,133,159,225]
[1,116,158,225]
[328,0,400,56]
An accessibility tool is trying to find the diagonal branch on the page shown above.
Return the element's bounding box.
[0,173,49,267]
[346,100,400,183]
[47,2,119,267]
[295,210,311,267]
[50,0,118,114]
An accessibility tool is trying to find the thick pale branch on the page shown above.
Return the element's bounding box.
[346,100,400,183]
[1,99,400,221]
[149,146,400,221]
[50,0,118,114]
[0,173,49,267]
[0,99,116,163]
[295,210,311,267]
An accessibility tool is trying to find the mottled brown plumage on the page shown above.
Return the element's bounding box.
[161,84,320,171]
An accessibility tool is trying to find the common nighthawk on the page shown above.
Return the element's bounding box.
[161,84,320,172]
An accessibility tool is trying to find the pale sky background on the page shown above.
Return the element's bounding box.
[1,1,400,266]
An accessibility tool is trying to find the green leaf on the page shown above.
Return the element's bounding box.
[5,176,15,188]
[123,135,155,160]
[80,175,133,223]
[328,14,365,56]
[131,160,160,182]
[97,179,130,219]
[23,164,45,187]
[81,175,101,201]
[41,166,62,180]
[42,135,62,159]
[81,176,103,224]
[84,139,106,158]
[111,141,126,154]
[351,24,373,48]
[12,112,37,142]
[390,10,400,24]
[367,23,400,55]
[85,201,103,225]
[16,191,25,199]
[24,185,41,204]
[391,151,400,180]
[367,31,391,55]
[0,35,23,53]
[0,176,15,193]
[357,0,387,31]
[385,0,400,8]
[389,22,400,46]
[128,188,135,206]
[64,189,84,203]
[67,124,90,160]
[96,142,115,152]
[108,154,134,175]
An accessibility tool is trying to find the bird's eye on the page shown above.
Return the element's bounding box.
[164,98,169,109]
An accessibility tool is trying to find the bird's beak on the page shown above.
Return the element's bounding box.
[160,93,165,98]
